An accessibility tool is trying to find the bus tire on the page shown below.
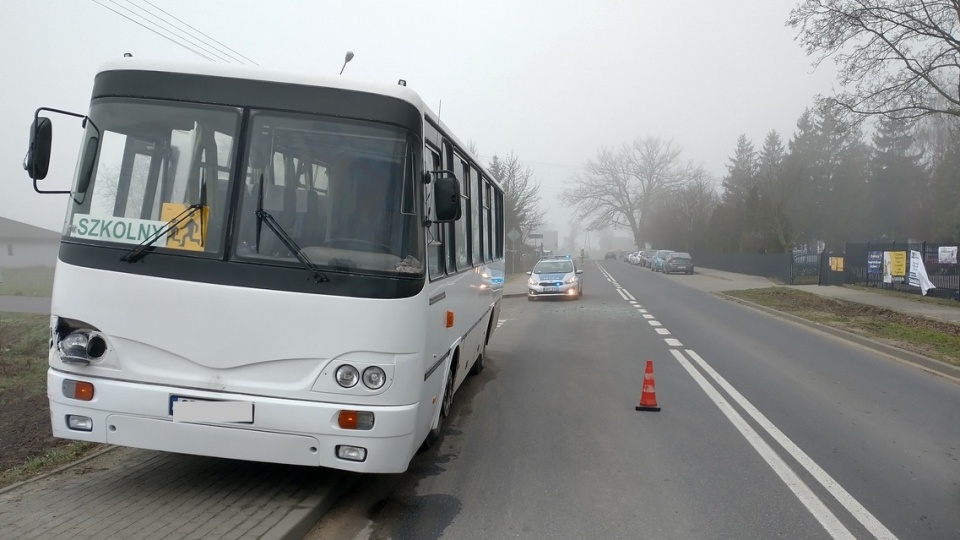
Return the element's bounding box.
[470,318,492,376]
[469,352,484,376]
[422,366,455,450]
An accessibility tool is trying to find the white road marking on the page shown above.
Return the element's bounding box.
[684,349,898,540]
[622,290,636,301]
[608,267,897,539]
[642,314,654,319]
[670,349,857,540]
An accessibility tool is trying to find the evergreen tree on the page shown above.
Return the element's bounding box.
[869,117,930,241]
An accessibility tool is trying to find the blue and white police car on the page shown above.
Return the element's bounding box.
[527,256,583,300]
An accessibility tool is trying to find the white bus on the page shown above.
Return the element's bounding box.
[23,58,505,473]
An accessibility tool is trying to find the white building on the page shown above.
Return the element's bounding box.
[529,230,559,256]
[0,217,59,268]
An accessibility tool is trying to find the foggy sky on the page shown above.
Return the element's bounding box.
[2,0,837,245]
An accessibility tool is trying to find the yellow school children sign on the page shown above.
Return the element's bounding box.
[160,203,209,251]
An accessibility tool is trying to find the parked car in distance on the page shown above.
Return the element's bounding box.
[527,257,583,300]
[605,251,617,260]
[639,249,657,268]
[662,252,694,274]
[651,250,675,272]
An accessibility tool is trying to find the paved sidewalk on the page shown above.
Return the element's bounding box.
[0,447,355,540]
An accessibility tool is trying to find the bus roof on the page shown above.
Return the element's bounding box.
[95,57,500,190]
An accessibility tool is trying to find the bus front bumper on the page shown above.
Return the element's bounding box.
[48,369,422,473]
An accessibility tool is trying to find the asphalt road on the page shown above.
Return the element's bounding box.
[306,261,960,539]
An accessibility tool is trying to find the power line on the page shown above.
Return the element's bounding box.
[92,0,215,61]
[91,0,258,66]
[139,0,259,66]
[122,0,240,64]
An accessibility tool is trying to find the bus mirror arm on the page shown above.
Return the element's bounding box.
[423,169,456,185]
[25,107,100,195]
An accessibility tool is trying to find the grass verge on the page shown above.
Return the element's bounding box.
[723,287,960,368]
[0,267,55,297]
[0,313,105,489]
[0,442,104,489]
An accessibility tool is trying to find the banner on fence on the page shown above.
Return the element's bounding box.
[939,246,958,264]
[908,250,936,296]
[883,251,907,283]
[867,251,883,275]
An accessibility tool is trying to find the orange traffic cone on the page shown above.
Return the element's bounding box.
[635,360,660,411]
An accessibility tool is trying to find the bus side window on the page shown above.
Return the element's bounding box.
[426,145,444,279]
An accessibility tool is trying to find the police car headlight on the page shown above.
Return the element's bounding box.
[528,277,538,286]
[564,276,578,284]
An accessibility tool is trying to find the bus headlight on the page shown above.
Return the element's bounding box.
[362,367,386,390]
[58,330,107,366]
[335,365,360,388]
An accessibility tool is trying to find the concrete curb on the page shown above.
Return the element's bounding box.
[266,472,358,540]
[718,292,960,384]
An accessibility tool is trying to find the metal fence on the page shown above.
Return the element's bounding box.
[690,252,794,284]
[843,242,960,300]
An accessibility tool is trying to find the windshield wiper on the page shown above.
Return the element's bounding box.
[255,174,330,283]
[121,203,204,263]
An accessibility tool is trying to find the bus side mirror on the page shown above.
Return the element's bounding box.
[433,176,461,222]
[24,117,53,180]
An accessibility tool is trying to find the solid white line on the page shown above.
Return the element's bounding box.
[623,290,636,301]
[617,289,630,301]
[684,350,898,540]
[669,349,856,540]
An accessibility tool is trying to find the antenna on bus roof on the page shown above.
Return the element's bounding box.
[339,51,354,75]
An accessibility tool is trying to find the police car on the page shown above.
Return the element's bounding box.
[526,255,583,300]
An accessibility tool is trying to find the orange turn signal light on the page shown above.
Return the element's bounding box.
[446,310,454,328]
[338,410,374,430]
[63,379,95,401]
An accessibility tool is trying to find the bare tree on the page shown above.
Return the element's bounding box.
[788,0,960,123]
[488,152,546,247]
[560,137,703,249]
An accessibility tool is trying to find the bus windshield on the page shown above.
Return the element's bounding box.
[64,100,424,276]
[65,100,240,256]
[234,112,423,275]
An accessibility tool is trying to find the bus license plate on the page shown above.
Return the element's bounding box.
[170,396,254,423]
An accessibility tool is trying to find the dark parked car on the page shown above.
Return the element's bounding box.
[662,252,694,274]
